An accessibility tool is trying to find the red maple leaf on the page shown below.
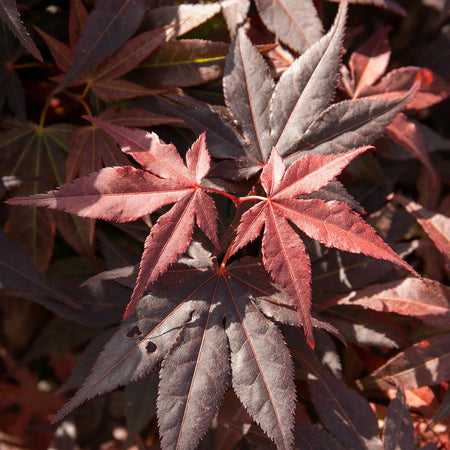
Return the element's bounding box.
[7,127,219,318]
[230,147,418,345]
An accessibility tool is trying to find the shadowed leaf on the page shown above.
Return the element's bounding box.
[0,0,42,60]
[53,252,296,449]
[66,111,129,182]
[58,0,147,91]
[294,425,345,449]
[327,0,406,16]
[384,388,414,450]
[386,113,438,186]
[288,328,383,450]
[357,333,450,391]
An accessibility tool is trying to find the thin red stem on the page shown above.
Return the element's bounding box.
[203,186,240,204]
[203,187,266,205]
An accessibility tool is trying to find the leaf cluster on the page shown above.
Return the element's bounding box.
[0,0,449,449]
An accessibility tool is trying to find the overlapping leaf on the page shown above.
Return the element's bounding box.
[384,388,415,450]
[7,127,220,318]
[357,333,450,391]
[254,0,323,53]
[57,0,148,91]
[66,106,173,182]
[340,28,450,180]
[392,194,450,266]
[0,26,26,122]
[230,147,417,345]
[0,119,94,270]
[288,328,383,449]
[135,39,229,88]
[39,1,223,101]
[321,306,410,348]
[331,278,450,328]
[52,252,300,449]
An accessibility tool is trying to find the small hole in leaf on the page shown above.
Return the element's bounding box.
[126,326,142,338]
[146,341,157,354]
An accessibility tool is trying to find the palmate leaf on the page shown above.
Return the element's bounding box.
[230,148,417,346]
[7,129,219,319]
[41,1,222,101]
[57,0,148,91]
[169,0,418,179]
[0,120,90,270]
[53,252,301,449]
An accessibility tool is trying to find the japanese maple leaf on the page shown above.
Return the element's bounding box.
[6,130,219,318]
[165,0,418,183]
[229,148,418,345]
[52,243,337,449]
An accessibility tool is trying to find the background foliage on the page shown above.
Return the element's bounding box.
[0,0,449,449]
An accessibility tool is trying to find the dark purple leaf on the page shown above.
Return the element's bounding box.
[224,28,274,163]
[53,253,297,449]
[294,425,345,450]
[384,388,414,450]
[284,84,419,164]
[269,0,346,154]
[158,292,229,449]
[58,0,147,91]
[0,0,42,61]
[289,329,383,450]
[225,280,295,450]
[0,229,80,310]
